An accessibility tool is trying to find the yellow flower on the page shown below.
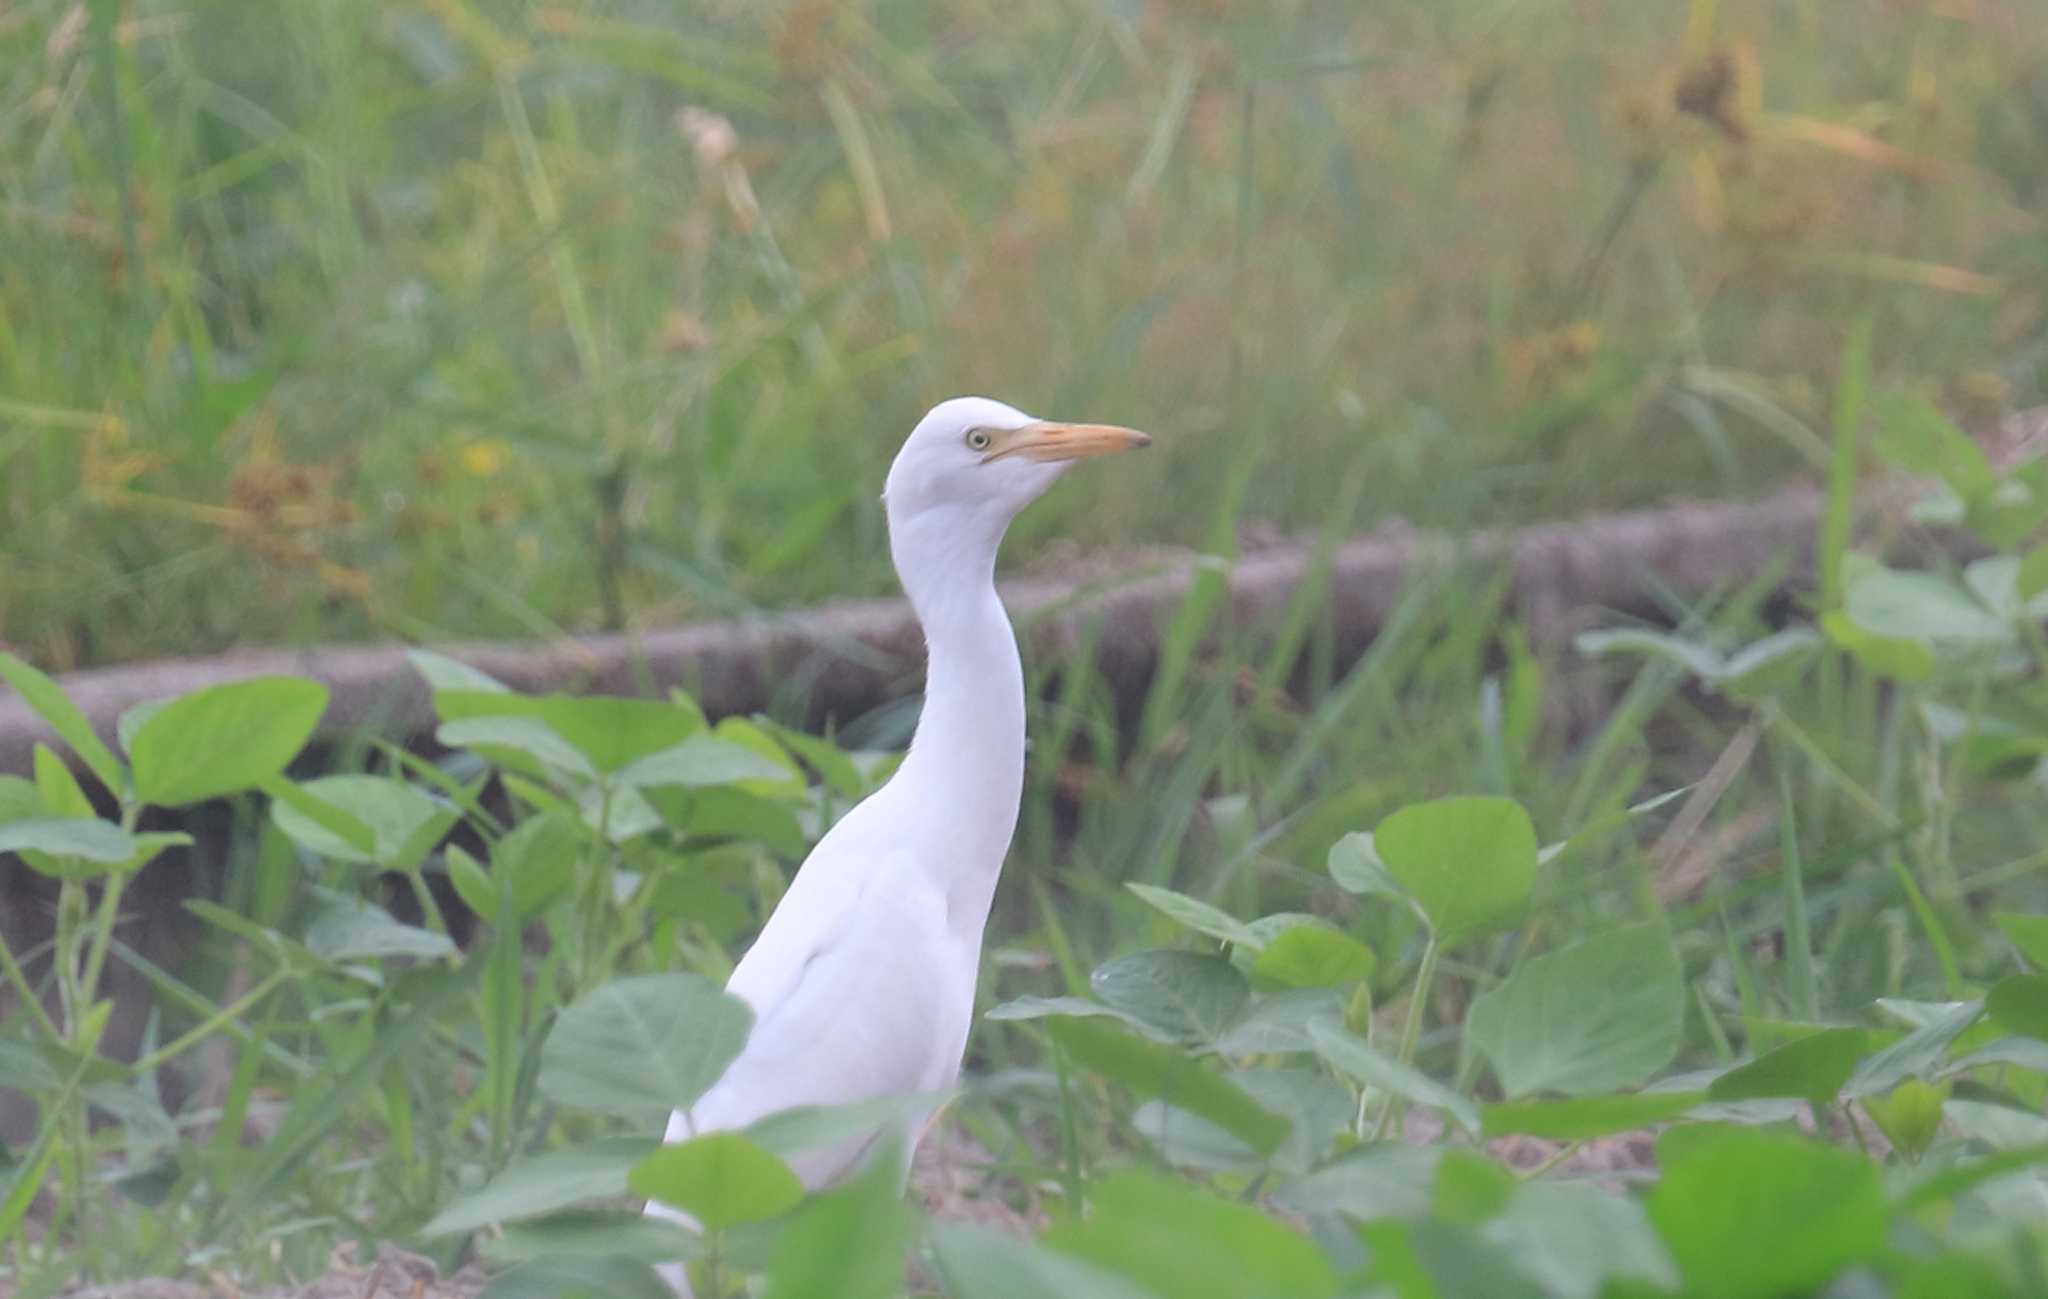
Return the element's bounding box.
[459,439,508,478]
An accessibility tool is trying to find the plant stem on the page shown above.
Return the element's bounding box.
[1374,934,1441,1140]
[129,969,291,1077]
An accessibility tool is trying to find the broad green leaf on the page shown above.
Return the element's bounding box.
[1431,1148,1515,1223]
[444,844,497,924]
[1309,1021,1480,1136]
[1214,988,1346,1056]
[302,891,456,963]
[408,649,508,693]
[260,773,376,857]
[2021,545,2048,601]
[0,777,38,824]
[1995,912,2048,968]
[1864,1078,1950,1158]
[708,717,803,796]
[0,819,180,880]
[1373,796,1537,938]
[1845,568,2011,646]
[1874,392,1996,499]
[617,736,794,790]
[0,652,125,797]
[1126,882,1266,950]
[1849,1000,1983,1096]
[1708,1027,1867,1111]
[1251,924,1376,988]
[115,699,167,756]
[983,996,1165,1038]
[481,1211,701,1266]
[929,1223,1155,1299]
[1946,1037,2048,1077]
[1046,1017,1287,1155]
[1467,924,1682,1096]
[491,808,581,921]
[1090,950,1249,1044]
[33,745,92,818]
[1988,974,2048,1042]
[480,1255,672,1299]
[532,695,707,774]
[761,721,865,798]
[1326,832,1411,901]
[761,1140,912,1299]
[1482,1187,1678,1299]
[1820,610,1935,682]
[268,774,454,868]
[538,973,752,1120]
[438,716,595,780]
[129,678,328,807]
[1136,1068,1351,1177]
[646,786,808,858]
[1272,1144,1441,1221]
[1358,1217,1546,1299]
[0,1041,60,1091]
[1044,1169,1336,1299]
[628,1132,803,1230]
[422,1137,659,1236]
[1479,1091,1705,1141]
[1647,1125,1887,1299]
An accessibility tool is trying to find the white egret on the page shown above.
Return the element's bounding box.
[649,397,1151,1292]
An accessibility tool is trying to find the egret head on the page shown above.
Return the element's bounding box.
[882,397,1151,542]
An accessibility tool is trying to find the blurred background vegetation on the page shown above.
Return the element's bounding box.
[2,0,2043,670]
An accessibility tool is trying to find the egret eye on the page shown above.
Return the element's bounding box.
[965,429,992,452]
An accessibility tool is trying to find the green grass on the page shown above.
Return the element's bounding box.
[3,0,2045,668]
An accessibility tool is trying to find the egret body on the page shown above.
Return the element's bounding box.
[650,398,1149,1291]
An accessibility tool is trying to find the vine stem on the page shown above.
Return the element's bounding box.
[1373,933,1442,1141]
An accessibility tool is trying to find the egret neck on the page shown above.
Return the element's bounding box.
[884,502,1025,926]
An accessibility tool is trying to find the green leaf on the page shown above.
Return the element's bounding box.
[1044,1170,1336,1299]
[1820,610,1935,682]
[761,1140,912,1299]
[1574,628,1727,680]
[1308,1021,1480,1136]
[1481,1187,1678,1299]
[929,1223,1156,1299]
[1358,1217,1547,1299]
[1046,1017,1287,1155]
[302,891,457,963]
[1480,1091,1705,1141]
[1251,923,1376,988]
[1373,796,1538,938]
[491,808,581,921]
[444,844,498,924]
[480,1212,701,1267]
[1719,627,1822,696]
[115,699,167,756]
[1271,1143,1441,1221]
[437,716,596,780]
[1845,568,2012,646]
[532,695,708,774]
[1988,974,2048,1042]
[1126,882,1266,950]
[1647,1125,1887,1299]
[0,1040,61,1092]
[1873,392,1997,500]
[260,774,376,857]
[1214,988,1346,1056]
[1432,1148,1515,1223]
[0,652,125,797]
[33,745,92,818]
[2020,545,2048,601]
[1995,912,2048,968]
[129,678,328,807]
[408,649,509,693]
[1708,1027,1868,1112]
[1136,1069,1351,1177]
[1090,950,1249,1044]
[1326,832,1411,900]
[1864,1078,1950,1159]
[618,736,799,791]
[538,973,753,1121]
[422,1137,659,1236]
[268,774,454,868]
[628,1132,803,1230]
[1849,1000,1983,1096]
[1467,924,1682,1097]
[742,1092,950,1165]
[983,996,1166,1038]
[480,1255,673,1299]
[0,818,166,878]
